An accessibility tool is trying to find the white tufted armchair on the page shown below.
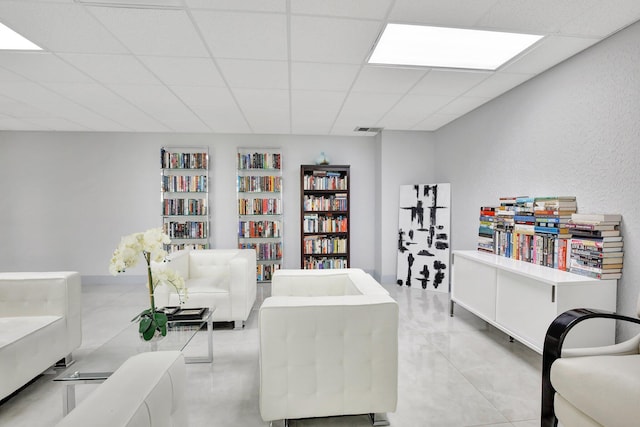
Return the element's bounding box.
[259,269,398,425]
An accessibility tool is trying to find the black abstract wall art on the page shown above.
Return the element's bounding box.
[396,183,451,292]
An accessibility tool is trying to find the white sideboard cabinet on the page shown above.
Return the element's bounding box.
[451,250,617,354]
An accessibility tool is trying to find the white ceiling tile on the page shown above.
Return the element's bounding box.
[410,69,492,97]
[291,0,392,20]
[352,66,426,93]
[0,66,30,83]
[0,116,47,131]
[185,0,286,13]
[0,2,127,53]
[389,0,499,27]
[561,2,640,37]
[217,59,288,90]
[59,54,161,85]
[42,82,166,131]
[138,56,226,87]
[88,6,209,57]
[477,0,594,33]
[377,94,455,129]
[19,117,90,131]
[437,96,491,115]
[332,92,404,131]
[502,35,599,74]
[291,16,382,64]
[291,90,345,134]
[464,72,534,98]
[192,11,287,60]
[190,105,252,133]
[291,63,360,91]
[0,96,47,118]
[170,86,251,132]
[412,114,459,131]
[233,89,290,133]
[0,52,93,83]
[107,84,195,120]
[0,82,74,106]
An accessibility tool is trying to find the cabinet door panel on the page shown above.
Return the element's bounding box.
[452,256,497,322]
[496,270,556,350]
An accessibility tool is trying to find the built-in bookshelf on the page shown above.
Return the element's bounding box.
[478,195,623,279]
[237,148,283,283]
[161,147,210,253]
[300,165,350,269]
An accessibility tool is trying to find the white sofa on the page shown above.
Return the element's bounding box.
[259,268,399,424]
[55,351,187,427]
[154,248,257,328]
[0,271,82,402]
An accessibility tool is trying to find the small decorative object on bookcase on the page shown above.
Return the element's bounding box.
[315,152,330,165]
[109,228,187,341]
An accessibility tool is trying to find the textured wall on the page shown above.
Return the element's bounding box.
[435,21,640,339]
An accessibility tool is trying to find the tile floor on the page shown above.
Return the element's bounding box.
[0,280,541,427]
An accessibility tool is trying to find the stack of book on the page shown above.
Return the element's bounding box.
[567,213,623,279]
[493,196,522,257]
[512,196,536,262]
[533,196,576,269]
[478,206,496,253]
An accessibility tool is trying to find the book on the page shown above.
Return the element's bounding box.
[570,248,623,258]
[566,222,619,231]
[570,213,622,223]
[568,230,621,239]
[569,267,622,280]
[570,237,623,248]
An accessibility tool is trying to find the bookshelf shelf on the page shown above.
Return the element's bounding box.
[300,165,350,270]
[237,148,283,283]
[160,147,210,253]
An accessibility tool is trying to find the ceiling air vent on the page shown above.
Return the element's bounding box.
[354,126,383,133]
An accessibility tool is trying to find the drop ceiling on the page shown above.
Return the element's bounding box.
[0,0,638,135]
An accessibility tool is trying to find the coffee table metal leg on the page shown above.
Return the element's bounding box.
[63,384,76,416]
[184,315,213,364]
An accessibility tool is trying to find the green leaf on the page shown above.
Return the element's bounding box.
[154,312,168,327]
[139,317,152,334]
[142,325,156,341]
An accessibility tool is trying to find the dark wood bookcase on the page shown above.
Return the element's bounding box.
[300,165,350,269]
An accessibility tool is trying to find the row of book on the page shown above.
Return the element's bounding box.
[238,220,282,238]
[237,175,282,193]
[161,150,208,170]
[238,242,282,261]
[237,152,281,170]
[162,175,207,193]
[163,243,209,252]
[162,198,207,216]
[303,171,348,191]
[303,236,348,255]
[303,194,348,212]
[163,221,208,239]
[478,196,623,279]
[303,257,348,269]
[256,263,281,282]
[302,214,348,233]
[238,198,282,215]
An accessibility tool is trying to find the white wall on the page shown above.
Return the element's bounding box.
[435,20,640,339]
[0,132,380,278]
[376,130,437,283]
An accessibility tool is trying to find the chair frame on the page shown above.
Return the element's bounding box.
[541,308,640,427]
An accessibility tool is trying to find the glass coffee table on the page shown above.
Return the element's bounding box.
[54,307,213,415]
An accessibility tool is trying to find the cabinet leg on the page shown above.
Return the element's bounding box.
[449,300,455,317]
[509,336,514,343]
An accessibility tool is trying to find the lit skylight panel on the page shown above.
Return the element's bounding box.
[0,23,42,50]
[369,24,543,71]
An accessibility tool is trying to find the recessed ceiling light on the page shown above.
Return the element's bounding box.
[368,24,543,71]
[0,22,42,51]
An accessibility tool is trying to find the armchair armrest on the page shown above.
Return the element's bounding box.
[541,309,640,427]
